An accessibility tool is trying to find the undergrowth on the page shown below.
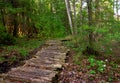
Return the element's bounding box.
[64,34,120,82]
[0,38,44,73]
[3,38,44,58]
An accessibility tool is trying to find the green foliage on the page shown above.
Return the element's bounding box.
[5,39,44,58]
[0,56,5,63]
[108,77,113,82]
[88,57,106,73]
[37,13,66,39]
[1,0,67,39]
[110,61,118,69]
[10,56,17,63]
[88,57,96,67]
[19,49,28,58]
[73,23,120,55]
[89,70,96,74]
[0,24,15,45]
[6,7,23,14]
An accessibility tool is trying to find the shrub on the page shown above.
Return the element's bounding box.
[88,57,106,73]
[0,25,15,45]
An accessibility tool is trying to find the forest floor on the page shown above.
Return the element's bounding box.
[0,40,69,83]
[58,43,120,83]
[0,39,120,83]
[0,44,42,73]
[0,39,44,73]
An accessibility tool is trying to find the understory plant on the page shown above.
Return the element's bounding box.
[5,39,43,58]
[0,24,15,45]
[72,22,120,56]
[88,57,106,74]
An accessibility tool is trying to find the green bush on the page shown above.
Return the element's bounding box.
[88,57,106,73]
[0,25,15,45]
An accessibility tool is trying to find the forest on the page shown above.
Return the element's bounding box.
[0,0,120,82]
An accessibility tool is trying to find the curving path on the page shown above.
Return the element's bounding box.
[0,40,69,83]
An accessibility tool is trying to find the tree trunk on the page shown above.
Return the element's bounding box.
[64,9,71,34]
[79,0,83,26]
[116,0,119,20]
[65,0,74,35]
[10,0,19,37]
[87,0,92,26]
[73,0,77,34]
[13,14,18,37]
[113,0,115,17]
[0,9,5,26]
[95,0,99,26]
[87,0,93,48]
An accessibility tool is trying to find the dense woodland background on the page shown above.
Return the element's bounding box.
[0,0,120,82]
[0,0,120,46]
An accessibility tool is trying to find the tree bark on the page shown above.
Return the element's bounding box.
[95,0,99,26]
[73,0,77,34]
[10,0,19,37]
[113,0,115,17]
[65,0,74,35]
[87,0,92,26]
[116,0,119,20]
[13,14,18,37]
[0,9,5,26]
[79,0,83,26]
[87,0,93,47]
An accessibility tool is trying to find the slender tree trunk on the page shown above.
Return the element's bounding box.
[87,0,93,48]
[64,9,71,34]
[113,0,115,17]
[65,0,74,35]
[13,13,18,37]
[0,9,5,26]
[10,0,19,37]
[87,0,92,26]
[116,0,119,20]
[95,0,99,26]
[80,0,83,26]
[73,0,77,34]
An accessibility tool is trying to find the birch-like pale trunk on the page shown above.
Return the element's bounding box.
[65,0,74,35]
[116,0,119,20]
[73,0,77,34]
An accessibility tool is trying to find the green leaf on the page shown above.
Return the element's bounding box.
[89,70,96,74]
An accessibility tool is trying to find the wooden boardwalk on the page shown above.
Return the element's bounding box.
[0,40,69,83]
